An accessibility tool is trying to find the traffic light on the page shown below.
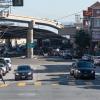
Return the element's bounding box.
[12,0,23,6]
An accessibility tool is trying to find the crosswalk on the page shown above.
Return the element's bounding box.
[17,82,26,87]
[0,79,99,88]
[0,83,8,88]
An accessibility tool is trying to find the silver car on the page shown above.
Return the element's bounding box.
[93,56,100,65]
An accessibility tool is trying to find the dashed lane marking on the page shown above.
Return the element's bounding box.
[67,80,76,86]
[0,83,8,88]
[17,82,26,87]
[84,81,94,85]
[51,83,59,86]
[34,81,42,87]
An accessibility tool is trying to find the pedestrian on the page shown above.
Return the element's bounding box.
[0,68,5,84]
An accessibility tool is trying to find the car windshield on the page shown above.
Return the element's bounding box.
[18,66,31,71]
[77,61,93,68]
[6,60,10,63]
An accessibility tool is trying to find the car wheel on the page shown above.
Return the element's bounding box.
[3,73,6,76]
[9,68,11,71]
[15,77,18,81]
[91,76,95,80]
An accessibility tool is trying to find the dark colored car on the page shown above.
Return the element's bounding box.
[70,60,95,79]
[82,54,94,63]
[14,65,33,80]
[63,53,72,59]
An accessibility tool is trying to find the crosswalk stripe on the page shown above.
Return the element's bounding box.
[84,81,93,85]
[17,82,26,87]
[68,81,75,86]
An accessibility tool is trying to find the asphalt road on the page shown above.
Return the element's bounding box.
[0,56,100,100]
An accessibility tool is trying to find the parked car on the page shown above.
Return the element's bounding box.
[0,63,7,76]
[14,65,33,81]
[82,54,94,63]
[70,62,77,76]
[3,58,11,70]
[63,53,72,59]
[70,60,95,79]
[0,58,9,72]
[93,56,100,66]
[62,50,73,59]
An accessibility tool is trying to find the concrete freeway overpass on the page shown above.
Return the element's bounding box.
[0,14,63,29]
[0,26,63,39]
[0,14,64,58]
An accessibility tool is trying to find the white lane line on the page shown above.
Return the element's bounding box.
[95,73,100,75]
[17,93,37,96]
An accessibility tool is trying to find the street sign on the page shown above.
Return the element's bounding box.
[12,0,23,6]
[27,43,36,48]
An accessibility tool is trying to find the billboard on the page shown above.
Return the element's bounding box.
[83,10,92,17]
[12,0,23,6]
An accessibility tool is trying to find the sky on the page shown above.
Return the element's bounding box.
[12,0,99,23]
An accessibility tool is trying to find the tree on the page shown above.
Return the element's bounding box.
[75,29,91,57]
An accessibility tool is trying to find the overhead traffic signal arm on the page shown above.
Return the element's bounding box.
[12,0,23,6]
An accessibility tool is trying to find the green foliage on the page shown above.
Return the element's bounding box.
[75,30,91,57]
[75,30,91,49]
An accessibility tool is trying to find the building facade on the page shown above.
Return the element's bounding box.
[58,23,83,49]
[58,25,76,41]
[83,1,100,51]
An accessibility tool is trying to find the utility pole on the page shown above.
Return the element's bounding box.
[89,17,93,54]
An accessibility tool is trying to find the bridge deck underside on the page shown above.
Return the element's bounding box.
[0,26,63,39]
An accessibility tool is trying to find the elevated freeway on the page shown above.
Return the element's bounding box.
[0,14,64,58]
[0,14,63,29]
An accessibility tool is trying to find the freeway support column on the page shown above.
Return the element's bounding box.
[27,20,34,58]
[5,39,11,48]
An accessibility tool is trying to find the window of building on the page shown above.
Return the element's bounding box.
[92,31,100,41]
[93,18,100,27]
[96,9,100,14]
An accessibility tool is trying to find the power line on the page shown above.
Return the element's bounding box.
[56,10,83,21]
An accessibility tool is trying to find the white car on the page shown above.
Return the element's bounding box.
[93,56,100,65]
[0,58,9,72]
[3,58,12,70]
[0,63,7,76]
